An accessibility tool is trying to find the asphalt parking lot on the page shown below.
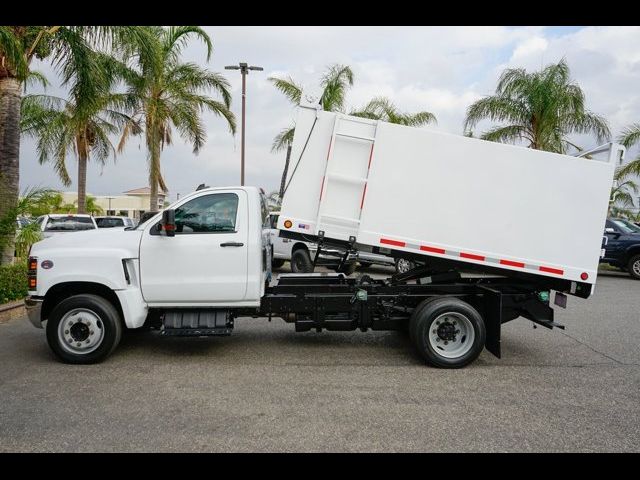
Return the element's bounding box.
[0,265,638,452]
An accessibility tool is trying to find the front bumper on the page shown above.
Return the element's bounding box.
[25,296,44,328]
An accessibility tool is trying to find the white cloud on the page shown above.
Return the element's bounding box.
[511,36,548,61]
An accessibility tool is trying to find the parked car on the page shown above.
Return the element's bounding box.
[269,212,396,274]
[35,214,97,238]
[601,218,640,279]
[95,216,136,229]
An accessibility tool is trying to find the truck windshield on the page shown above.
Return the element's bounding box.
[613,219,640,233]
[45,217,95,231]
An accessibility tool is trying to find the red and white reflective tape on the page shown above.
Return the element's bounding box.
[380,237,565,276]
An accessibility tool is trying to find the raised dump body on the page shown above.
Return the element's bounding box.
[278,100,623,291]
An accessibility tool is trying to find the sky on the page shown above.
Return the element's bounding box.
[18,26,640,202]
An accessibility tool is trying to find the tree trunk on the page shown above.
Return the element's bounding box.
[0,77,23,265]
[76,135,88,214]
[279,145,292,199]
[149,138,161,211]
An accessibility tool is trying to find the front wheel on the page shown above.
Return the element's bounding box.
[46,294,123,364]
[628,254,640,280]
[409,297,485,368]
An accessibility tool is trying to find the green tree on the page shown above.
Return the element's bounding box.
[617,123,640,180]
[464,59,610,153]
[80,195,104,215]
[21,71,135,214]
[0,25,154,264]
[269,64,354,152]
[609,168,638,219]
[350,96,436,126]
[0,187,52,259]
[117,26,236,211]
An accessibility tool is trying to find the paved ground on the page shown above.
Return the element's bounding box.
[0,265,638,452]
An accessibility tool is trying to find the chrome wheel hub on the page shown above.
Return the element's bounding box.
[58,308,105,355]
[428,312,475,359]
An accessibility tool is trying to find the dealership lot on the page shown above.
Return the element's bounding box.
[0,267,638,452]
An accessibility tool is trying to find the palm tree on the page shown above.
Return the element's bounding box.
[21,69,135,213]
[266,190,282,211]
[609,168,638,219]
[116,26,236,211]
[0,187,52,259]
[0,26,154,264]
[464,59,610,154]
[269,64,354,153]
[350,97,436,126]
[617,123,640,179]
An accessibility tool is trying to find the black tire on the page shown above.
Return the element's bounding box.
[408,297,440,345]
[332,262,358,276]
[627,254,640,280]
[46,294,123,364]
[409,297,486,368]
[291,248,314,273]
[271,259,286,269]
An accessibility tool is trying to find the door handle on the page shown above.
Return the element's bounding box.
[220,242,244,247]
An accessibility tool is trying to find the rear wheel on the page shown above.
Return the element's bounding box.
[46,294,123,364]
[628,254,640,280]
[409,297,485,368]
[291,248,314,273]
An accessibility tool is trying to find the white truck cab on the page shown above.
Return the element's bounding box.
[26,186,271,363]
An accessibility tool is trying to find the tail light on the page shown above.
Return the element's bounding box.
[28,256,37,291]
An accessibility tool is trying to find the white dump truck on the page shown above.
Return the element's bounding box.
[25,99,623,368]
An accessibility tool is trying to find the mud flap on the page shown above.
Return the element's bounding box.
[479,286,502,358]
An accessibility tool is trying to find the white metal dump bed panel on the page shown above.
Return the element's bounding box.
[278,104,620,285]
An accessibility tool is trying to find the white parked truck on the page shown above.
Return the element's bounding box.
[25,101,623,368]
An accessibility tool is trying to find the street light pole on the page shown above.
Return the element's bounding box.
[225,62,263,186]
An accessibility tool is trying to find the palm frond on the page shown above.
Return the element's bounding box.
[272,126,296,153]
[618,123,640,148]
[269,76,303,105]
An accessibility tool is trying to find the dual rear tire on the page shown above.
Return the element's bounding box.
[409,297,486,368]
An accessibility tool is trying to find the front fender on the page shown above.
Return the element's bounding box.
[35,248,132,296]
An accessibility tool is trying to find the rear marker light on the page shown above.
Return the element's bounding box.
[580,272,589,280]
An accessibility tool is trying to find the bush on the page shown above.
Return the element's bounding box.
[0,262,28,304]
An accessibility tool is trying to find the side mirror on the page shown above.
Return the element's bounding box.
[159,209,176,237]
[605,227,616,234]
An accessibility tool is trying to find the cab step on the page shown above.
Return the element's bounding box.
[161,309,233,337]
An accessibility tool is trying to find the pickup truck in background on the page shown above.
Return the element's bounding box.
[269,212,394,274]
[24,102,622,369]
[602,218,640,279]
[35,214,97,238]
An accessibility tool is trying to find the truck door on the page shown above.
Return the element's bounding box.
[140,190,248,304]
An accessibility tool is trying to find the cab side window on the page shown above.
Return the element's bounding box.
[172,193,239,234]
